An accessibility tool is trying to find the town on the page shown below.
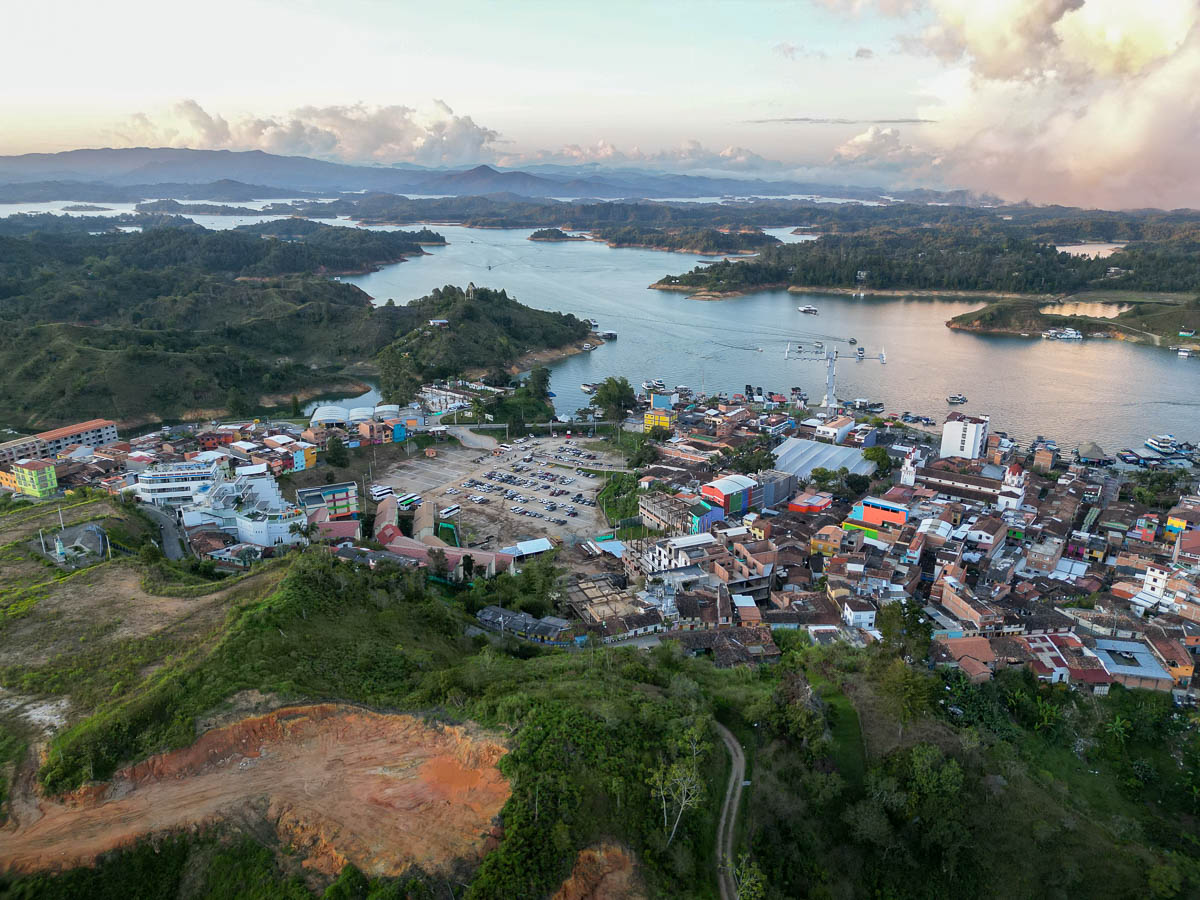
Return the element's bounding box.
[3,373,1197,704]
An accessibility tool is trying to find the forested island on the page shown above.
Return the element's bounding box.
[0,220,579,427]
[135,198,340,218]
[593,225,779,254]
[528,227,586,241]
[60,204,111,211]
[653,225,1200,294]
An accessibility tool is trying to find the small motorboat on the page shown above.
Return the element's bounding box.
[947,393,968,405]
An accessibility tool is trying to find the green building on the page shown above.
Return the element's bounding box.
[14,459,57,498]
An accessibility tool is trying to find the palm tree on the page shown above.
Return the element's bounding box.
[289,520,318,544]
[471,395,491,425]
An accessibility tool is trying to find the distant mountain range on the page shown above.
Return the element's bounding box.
[0,147,987,204]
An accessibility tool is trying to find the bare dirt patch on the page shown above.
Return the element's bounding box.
[553,843,644,900]
[1,704,509,877]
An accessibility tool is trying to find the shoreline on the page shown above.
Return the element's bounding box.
[464,333,605,378]
[649,281,1064,302]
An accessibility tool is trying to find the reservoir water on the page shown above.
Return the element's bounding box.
[344,226,1199,451]
[3,200,1193,451]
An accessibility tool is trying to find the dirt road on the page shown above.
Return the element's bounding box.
[715,722,745,900]
[1,704,509,877]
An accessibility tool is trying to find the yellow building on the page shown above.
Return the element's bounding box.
[643,409,677,432]
[0,468,18,492]
[810,524,844,557]
[13,459,57,498]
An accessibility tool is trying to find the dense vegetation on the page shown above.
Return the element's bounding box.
[376,285,588,402]
[527,228,584,241]
[0,222,582,427]
[592,225,779,254]
[6,550,1198,899]
[656,226,1200,296]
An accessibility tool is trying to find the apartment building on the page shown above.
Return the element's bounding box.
[135,459,222,507]
[35,419,119,456]
[940,413,990,460]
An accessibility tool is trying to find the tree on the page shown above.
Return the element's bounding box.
[290,394,302,416]
[325,436,349,468]
[844,473,871,495]
[470,395,491,424]
[226,387,253,417]
[650,759,704,847]
[731,854,768,900]
[427,547,450,580]
[880,657,933,740]
[527,365,551,400]
[590,376,636,427]
[289,520,317,543]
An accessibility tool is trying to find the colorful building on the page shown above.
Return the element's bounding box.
[13,459,58,498]
[644,409,677,432]
[296,481,360,521]
[688,499,725,534]
[701,474,757,514]
[849,496,909,528]
[811,524,843,557]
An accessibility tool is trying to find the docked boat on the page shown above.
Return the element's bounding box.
[598,330,618,340]
[1043,327,1084,340]
[797,305,819,314]
[581,343,594,351]
[641,379,665,392]
[675,385,691,394]
[580,383,596,394]
[814,341,824,350]
[1145,434,1178,454]
[947,393,968,405]
[855,346,865,359]
[587,318,600,327]
[1179,348,1193,358]
[848,337,858,345]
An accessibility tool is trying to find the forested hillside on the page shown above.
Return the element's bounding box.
[0,222,583,427]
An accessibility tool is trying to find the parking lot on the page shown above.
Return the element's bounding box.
[369,438,626,546]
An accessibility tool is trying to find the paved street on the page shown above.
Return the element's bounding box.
[139,503,187,560]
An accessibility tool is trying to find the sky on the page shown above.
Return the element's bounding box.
[5,0,1200,207]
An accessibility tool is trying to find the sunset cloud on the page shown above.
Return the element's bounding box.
[111,100,501,166]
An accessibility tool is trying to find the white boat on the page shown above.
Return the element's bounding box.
[797,305,819,314]
[879,346,887,364]
[1179,348,1192,358]
[675,385,691,393]
[1145,434,1177,453]
[587,318,599,327]
[580,383,596,394]
[947,393,968,405]
[856,346,865,359]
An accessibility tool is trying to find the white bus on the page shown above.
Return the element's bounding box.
[439,504,461,518]
[395,493,422,510]
[369,484,394,501]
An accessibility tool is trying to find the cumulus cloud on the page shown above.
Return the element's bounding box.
[833,125,937,169]
[502,139,783,172]
[905,0,1200,206]
[110,99,500,166]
